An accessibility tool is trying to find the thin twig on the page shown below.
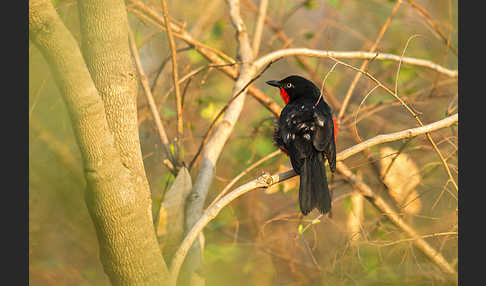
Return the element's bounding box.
[328,56,458,192]
[366,232,458,247]
[243,0,342,110]
[160,62,242,103]
[128,1,282,116]
[406,0,458,56]
[128,25,176,172]
[337,0,403,123]
[206,149,282,210]
[337,162,456,276]
[160,0,183,164]
[151,46,192,94]
[188,59,279,169]
[169,113,457,283]
[316,62,338,106]
[395,34,423,96]
[353,84,380,141]
[251,0,268,56]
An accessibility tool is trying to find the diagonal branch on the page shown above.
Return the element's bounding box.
[336,162,456,276]
[337,0,403,123]
[128,26,177,172]
[328,56,458,192]
[127,0,282,117]
[160,0,184,164]
[169,113,458,283]
[182,0,257,282]
[406,0,458,56]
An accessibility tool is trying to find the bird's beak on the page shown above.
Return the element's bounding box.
[266,80,281,88]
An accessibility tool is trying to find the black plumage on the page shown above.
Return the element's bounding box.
[267,75,336,215]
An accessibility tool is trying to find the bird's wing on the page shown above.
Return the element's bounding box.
[312,107,336,172]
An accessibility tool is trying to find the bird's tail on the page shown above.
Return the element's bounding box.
[299,153,331,215]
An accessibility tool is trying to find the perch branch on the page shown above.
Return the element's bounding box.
[169,113,457,282]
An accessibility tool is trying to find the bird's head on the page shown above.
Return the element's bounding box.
[266,75,320,104]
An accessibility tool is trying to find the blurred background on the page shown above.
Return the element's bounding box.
[29,0,458,285]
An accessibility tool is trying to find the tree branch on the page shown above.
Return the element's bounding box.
[127,26,177,173]
[336,162,457,276]
[328,56,458,192]
[252,48,458,79]
[337,0,402,122]
[127,0,283,117]
[251,0,268,56]
[169,113,458,283]
[160,0,184,163]
[406,0,458,56]
[182,0,256,282]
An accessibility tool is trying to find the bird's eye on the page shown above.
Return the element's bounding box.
[285,83,294,88]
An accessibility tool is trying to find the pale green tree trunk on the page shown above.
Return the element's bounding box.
[29,0,169,284]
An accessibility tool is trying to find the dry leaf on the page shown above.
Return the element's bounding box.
[379,146,422,215]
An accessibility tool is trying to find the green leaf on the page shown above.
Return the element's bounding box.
[298,223,304,234]
[211,21,225,40]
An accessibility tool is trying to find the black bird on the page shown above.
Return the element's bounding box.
[266,75,337,215]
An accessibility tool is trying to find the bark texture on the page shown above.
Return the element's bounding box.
[29,0,169,284]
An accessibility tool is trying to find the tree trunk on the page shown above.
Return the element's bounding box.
[29,0,169,284]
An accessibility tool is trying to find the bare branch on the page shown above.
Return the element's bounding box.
[338,0,403,123]
[252,48,458,79]
[188,59,278,170]
[169,113,458,283]
[128,26,177,172]
[336,162,457,276]
[406,0,458,56]
[182,0,257,282]
[160,0,184,162]
[328,56,458,192]
[206,149,282,210]
[251,0,268,56]
[128,0,282,116]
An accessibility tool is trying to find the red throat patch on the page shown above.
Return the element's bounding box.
[279,88,290,104]
[333,116,338,142]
